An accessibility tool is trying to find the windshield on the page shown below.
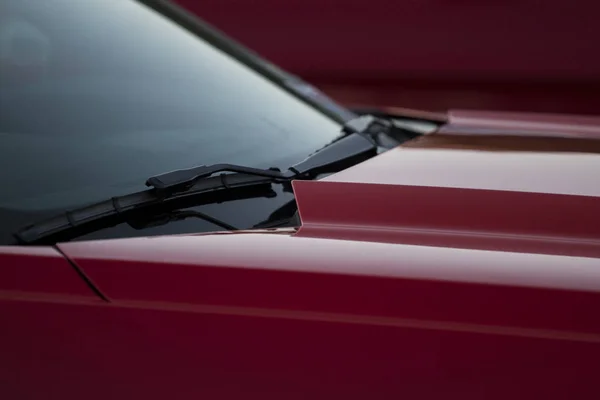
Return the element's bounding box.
[0,0,344,244]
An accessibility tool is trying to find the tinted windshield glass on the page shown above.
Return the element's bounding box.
[0,0,343,242]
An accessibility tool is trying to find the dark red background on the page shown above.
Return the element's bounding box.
[175,0,600,114]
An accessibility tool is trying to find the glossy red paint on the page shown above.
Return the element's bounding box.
[319,136,600,198]
[3,111,600,398]
[293,181,600,258]
[440,109,600,138]
[1,227,598,398]
[0,245,98,298]
[2,291,599,399]
[56,231,598,297]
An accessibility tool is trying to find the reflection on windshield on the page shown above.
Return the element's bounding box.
[0,0,341,211]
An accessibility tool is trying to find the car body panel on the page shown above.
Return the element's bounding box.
[319,140,600,197]
[57,231,600,333]
[3,292,599,399]
[294,181,600,257]
[1,225,596,398]
[0,245,99,298]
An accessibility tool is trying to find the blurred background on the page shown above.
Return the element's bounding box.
[175,0,599,115]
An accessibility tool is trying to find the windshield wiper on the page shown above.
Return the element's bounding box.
[14,181,276,245]
[13,115,412,245]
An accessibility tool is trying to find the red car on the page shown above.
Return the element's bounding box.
[1,0,599,399]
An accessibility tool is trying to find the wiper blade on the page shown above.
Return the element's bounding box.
[14,177,276,245]
[14,115,407,245]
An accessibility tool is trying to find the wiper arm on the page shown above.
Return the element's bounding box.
[145,124,378,195]
[14,115,410,245]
